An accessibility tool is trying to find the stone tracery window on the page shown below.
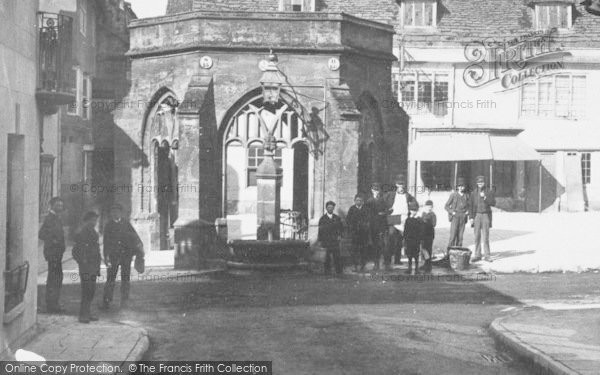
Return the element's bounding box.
[223,96,312,218]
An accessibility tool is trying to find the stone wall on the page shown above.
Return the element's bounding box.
[0,0,40,357]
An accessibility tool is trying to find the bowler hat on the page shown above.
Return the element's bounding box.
[408,201,419,211]
[425,200,433,206]
[476,175,485,183]
[457,177,466,187]
[394,174,406,185]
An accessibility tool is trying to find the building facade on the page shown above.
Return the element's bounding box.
[393,0,600,212]
[0,0,41,356]
[38,0,135,234]
[113,7,406,267]
[168,0,600,212]
[38,0,97,232]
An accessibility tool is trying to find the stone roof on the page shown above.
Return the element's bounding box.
[165,0,600,48]
[398,0,600,48]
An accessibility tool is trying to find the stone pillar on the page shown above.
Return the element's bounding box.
[256,154,282,240]
[173,74,219,269]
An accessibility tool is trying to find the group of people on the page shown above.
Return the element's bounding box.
[317,174,496,276]
[39,198,144,323]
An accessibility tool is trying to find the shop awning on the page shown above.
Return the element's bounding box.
[488,135,541,161]
[409,131,540,161]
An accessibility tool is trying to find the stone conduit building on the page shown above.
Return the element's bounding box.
[113,0,600,268]
[113,8,407,267]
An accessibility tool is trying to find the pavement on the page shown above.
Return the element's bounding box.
[24,249,186,365]
[416,210,600,274]
[490,308,600,375]
[21,314,149,363]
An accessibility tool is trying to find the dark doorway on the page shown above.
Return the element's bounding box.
[155,141,177,250]
[293,142,309,217]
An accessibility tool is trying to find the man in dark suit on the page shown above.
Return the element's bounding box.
[318,201,344,275]
[445,177,470,257]
[365,182,387,271]
[73,211,101,323]
[39,197,66,313]
[102,204,143,309]
[346,194,371,272]
[469,175,496,263]
[384,174,418,269]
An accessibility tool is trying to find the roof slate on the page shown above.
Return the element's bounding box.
[165,1,600,48]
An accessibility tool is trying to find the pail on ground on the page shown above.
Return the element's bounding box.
[448,247,472,271]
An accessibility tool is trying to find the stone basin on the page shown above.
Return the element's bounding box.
[227,240,310,270]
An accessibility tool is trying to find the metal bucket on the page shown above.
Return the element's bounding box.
[448,247,472,271]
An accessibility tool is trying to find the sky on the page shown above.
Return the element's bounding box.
[128,0,169,18]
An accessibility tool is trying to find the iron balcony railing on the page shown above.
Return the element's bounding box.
[4,261,29,313]
[38,12,74,96]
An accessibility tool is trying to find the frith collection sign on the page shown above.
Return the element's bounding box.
[463,28,571,91]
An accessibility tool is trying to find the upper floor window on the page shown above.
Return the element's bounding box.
[397,71,449,116]
[82,74,91,120]
[402,0,437,28]
[280,0,313,12]
[67,68,92,119]
[79,0,87,36]
[581,152,591,185]
[521,74,586,120]
[535,3,572,30]
[83,145,94,182]
[67,67,81,115]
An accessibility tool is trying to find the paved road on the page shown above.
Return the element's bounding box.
[40,270,600,374]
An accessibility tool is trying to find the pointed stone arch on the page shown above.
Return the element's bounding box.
[140,88,181,250]
[357,91,386,190]
[220,90,316,237]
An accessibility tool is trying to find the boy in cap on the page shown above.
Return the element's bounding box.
[365,182,388,271]
[318,201,344,275]
[445,177,470,258]
[469,176,496,262]
[384,174,418,269]
[420,200,436,273]
[403,201,422,274]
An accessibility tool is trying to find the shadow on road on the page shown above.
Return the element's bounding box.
[38,269,521,315]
